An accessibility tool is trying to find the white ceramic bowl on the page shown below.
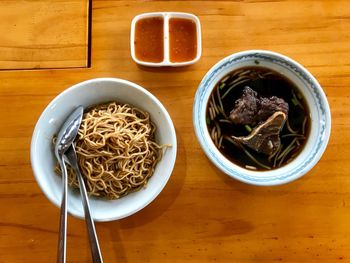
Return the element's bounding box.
[130,12,202,67]
[31,78,177,221]
[193,50,331,186]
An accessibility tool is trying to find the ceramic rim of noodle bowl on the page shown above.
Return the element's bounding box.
[193,50,331,186]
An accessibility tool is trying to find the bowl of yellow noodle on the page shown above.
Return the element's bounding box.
[31,78,177,221]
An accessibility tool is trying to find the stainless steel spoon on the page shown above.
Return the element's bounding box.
[64,144,103,263]
[54,106,84,263]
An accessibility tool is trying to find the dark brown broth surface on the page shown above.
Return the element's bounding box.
[206,66,310,170]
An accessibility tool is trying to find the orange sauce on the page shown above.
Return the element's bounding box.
[134,17,164,62]
[169,18,197,62]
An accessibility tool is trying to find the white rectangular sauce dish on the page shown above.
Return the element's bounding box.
[130,12,202,67]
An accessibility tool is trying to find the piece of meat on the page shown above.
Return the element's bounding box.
[229,86,289,126]
[258,96,289,121]
[229,87,259,125]
[231,111,287,155]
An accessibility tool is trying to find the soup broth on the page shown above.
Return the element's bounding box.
[206,66,310,171]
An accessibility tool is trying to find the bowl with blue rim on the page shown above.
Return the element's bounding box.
[193,50,331,185]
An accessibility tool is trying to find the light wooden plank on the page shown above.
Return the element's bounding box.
[0,0,89,69]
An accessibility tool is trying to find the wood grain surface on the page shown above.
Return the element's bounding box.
[0,0,89,69]
[1,0,350,262]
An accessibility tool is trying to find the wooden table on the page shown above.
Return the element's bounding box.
[1,0,350,262]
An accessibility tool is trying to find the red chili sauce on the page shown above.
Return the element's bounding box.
[134,17,164,63]
[169,18,197,63]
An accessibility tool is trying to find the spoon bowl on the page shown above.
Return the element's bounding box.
[54,106,84,159]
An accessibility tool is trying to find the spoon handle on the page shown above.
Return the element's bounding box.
[66,147,103,263]
[57,158,68,263]
[75,167,103,263]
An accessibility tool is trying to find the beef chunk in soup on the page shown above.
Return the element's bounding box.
[229,86,289,126]
[229,87,259,125]
[231,111,287,155]
[258,96,289,121]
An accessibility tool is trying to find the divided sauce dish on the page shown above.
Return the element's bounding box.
[131,12,202,67]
